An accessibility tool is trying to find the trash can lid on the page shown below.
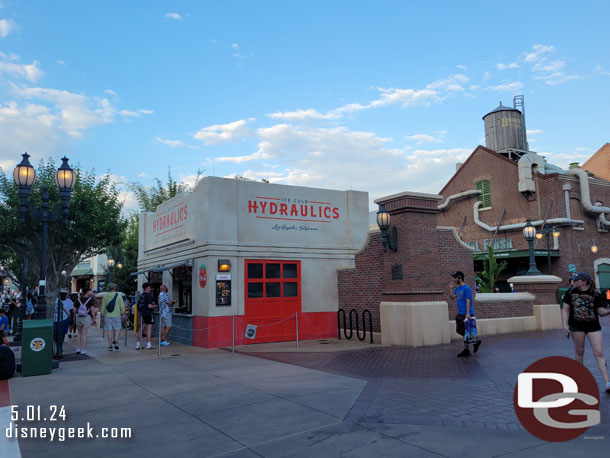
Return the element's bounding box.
[23,319,53,329]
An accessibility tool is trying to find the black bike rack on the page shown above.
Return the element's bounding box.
[337,308,374,343]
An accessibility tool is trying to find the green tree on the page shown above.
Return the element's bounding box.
[104,213,139,295]
[0,159,126,309]
[475,245,508,293]
[129,167,204,212]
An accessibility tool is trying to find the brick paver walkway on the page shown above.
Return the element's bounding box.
[237,326,610,433]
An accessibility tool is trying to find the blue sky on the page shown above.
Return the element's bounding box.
[1,1,609,210]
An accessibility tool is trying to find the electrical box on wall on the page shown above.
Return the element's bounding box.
[216,274,231,306]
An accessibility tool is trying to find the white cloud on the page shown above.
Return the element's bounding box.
[544,151,592,169]
[0,158,16,173]
[56,60,68,67]
[266,73,470,123]
[0,59,43,82]
[268,108,340,121]
[496,62,519,70]
[207,123,473,207]
[533,59,565,73]
[119,108,154,117]
[0,18,14,37]
[524,44,554,63]
[487,82,523,91]
[11,84,115,137]
[537,73,582,85]
[523,45,579,85]
[425,74,469,92]
[405,133,444,144]
[482,71,491,81]
[232,43,239,50]
[0,101,63,157]
[165,12,182,20]
[178,173,203,188]
[456,64,467,70]
[216,151,272,163]
[594,65,610,76]
[155,136,199,149]
[193,118,254,145]
[105,89,118,95]
[527,129,543,135]
[410,148,470,158]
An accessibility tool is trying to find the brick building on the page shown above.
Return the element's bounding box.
[337,100,609,342]
[436,104,610,290]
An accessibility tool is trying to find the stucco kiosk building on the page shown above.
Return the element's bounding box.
[135,176,368,347]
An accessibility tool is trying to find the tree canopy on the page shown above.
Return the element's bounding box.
[129,167,203,212]
[0,159,126,305]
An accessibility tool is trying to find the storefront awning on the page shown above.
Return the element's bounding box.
[150,259,193,273]
[130,259,193,280]
[129,270,149,279]
[70,267,93,276]
[474,249,559,259]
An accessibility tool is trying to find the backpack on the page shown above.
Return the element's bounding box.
[77,297,91,316]
[106,293,119,313]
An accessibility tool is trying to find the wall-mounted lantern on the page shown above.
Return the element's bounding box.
[376,203,397,252]
[218,259,231,272]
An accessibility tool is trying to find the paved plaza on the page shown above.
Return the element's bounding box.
[2,321,610,458]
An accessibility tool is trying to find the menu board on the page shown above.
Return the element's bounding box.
[216,274,232,306]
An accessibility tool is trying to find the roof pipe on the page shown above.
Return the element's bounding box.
[438,189,482,211]
[568,168,610,215]
[473,201,583,232]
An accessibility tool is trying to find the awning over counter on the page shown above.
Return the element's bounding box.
[70,267,93,276]
[130,259,193,279]
[474,249,559,259]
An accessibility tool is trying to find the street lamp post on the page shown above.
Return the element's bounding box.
[107,257,115,288]
[523,218,541,276]
[535,226,560,274]
[14,153,75,318]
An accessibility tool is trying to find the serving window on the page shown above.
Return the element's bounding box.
[173,266,192,314]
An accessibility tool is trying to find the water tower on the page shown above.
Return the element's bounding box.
[482,95,529,160]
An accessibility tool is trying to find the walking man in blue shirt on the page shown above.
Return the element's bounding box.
[449,271,481,357]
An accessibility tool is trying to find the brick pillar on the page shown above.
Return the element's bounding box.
[377,192,450,346]
[509,275,563,330]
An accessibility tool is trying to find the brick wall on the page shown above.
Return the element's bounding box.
[437,227,475,310]
[437,146,610,287]
[337,231,384,332]
[450,298,534,319]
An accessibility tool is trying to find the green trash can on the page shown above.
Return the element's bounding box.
[21,319,53,377]
[558,287,571,309]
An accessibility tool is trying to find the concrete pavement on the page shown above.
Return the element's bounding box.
[2,324,610,457]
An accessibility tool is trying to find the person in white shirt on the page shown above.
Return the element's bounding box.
[158,285,176,346]
[54,288,73,359]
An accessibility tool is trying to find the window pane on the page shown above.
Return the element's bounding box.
[283,263,297,279]
[248,263,263,279]
[266,263,281,278]
[247,282,263,298]
[266,282,281,297]
[284,282,298,297]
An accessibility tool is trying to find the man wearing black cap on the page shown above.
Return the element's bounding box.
[449,271,481,357]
